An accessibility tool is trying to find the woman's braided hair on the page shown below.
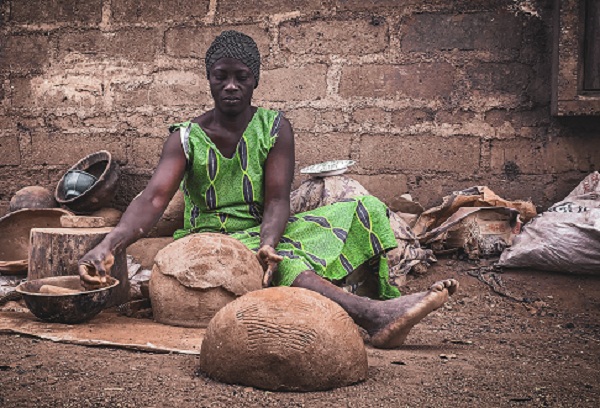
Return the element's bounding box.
[205,30,261,88]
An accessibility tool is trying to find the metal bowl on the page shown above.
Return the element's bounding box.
[16,276,120,324]
[55,150,120,214]
[63,170,98,199]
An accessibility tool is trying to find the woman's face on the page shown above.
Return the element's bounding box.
[208,57,256,116]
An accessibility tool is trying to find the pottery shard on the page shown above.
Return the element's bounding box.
[150,233,263,328]
[199,287,368,391]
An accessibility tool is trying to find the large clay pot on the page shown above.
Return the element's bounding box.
[0,208,72,274]
[149,233,263,328]
[55,150,120,214]
[9,186,58,212]
[199,287,368,391]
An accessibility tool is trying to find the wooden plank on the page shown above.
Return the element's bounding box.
[584,0,600,90]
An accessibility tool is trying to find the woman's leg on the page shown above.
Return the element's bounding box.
[291,270,458,348]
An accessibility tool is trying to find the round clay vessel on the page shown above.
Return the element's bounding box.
[0,208,72,274]
[9,186,58,212]
[16,275,119,324]
[149,233,263,328]
[55,150,120,214]
[199,286,368,391]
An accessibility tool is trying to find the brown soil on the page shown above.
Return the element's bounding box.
[1,260,599,407]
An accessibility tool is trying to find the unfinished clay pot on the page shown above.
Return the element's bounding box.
[199,287,368,391]
[55,150,120,214]
[9,186,58,212]
[127,237,174,269]
[149,233,263,328]
[0,208,72,274]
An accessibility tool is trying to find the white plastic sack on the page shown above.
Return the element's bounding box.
[498,172,600,273]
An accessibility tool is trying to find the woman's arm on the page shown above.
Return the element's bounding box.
[258,116,295,286]
[78,130,187,287]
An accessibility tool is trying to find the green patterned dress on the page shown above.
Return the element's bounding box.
[170,107,400,299]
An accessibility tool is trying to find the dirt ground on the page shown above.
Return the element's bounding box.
[1,259,599,408]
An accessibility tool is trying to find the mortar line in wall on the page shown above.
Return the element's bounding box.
[326,61,343,100]
[203,0,217,24]
[100,0,112,30]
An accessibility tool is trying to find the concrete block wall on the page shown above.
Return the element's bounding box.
[0,0,598,216]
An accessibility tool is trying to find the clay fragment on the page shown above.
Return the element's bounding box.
[39,285,81,295]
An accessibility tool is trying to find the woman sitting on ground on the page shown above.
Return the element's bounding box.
[79,30,458,348]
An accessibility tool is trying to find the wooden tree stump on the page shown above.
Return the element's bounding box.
[28,227,129,307]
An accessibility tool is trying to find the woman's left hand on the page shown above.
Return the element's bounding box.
[256,245,283,287]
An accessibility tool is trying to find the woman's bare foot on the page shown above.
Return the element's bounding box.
[367,279,459,349]
[291,272,459,349]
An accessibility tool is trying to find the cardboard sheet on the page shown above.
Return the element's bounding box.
[0,310,204,355]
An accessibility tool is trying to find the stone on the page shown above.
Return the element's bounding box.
[254,65,328,102]
[359,134,481,172]
[165,25,269,59]
[401,12,522,53]
[199,287,368,391]
[11,0,102,24]
[280,18,388,55]
[112,0,209,23]
[0,35,51,74]
[339,63,454,100]
[0,135,21,166]
[150,233,263,328]
[294,132,353,169]
[216,0,324,19]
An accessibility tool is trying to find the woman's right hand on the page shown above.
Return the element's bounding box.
[78,244,115,289]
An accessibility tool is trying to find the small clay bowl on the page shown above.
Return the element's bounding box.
[16,276,120,324]
[55,150,120,214]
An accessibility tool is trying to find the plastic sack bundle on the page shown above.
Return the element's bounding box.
[499,172,600,274]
